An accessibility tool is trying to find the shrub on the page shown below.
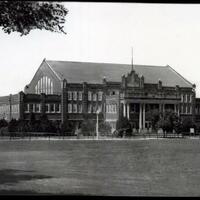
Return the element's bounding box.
[116,117,131,130]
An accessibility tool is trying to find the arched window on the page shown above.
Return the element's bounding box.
[35,76,54,95]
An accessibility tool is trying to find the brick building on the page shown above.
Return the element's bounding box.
[0,58,197,132]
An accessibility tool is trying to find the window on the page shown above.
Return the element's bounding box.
[181,94,184,102]
[73,91,77,100]
[24,104,29,112]
[78,104,82,113]
[45,104,50,113]
[68,104,72,113]
[50,104,55,113]
[29,104,34,112]
[35,104,41,113]
[55,104,60,113]
[106,104,117,113]
[98,91,103,101]
[93,93,97,101]
[73,104,77,113]
[35,76,53,94]
[88,104,92,113]
[98,104,102,112]
[190,94,192,103]
[88,91,92,101]
[68,91,72,100]
[93,104,97,113]
[79,91,83,101]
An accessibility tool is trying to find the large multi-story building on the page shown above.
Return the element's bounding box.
[0,58,197,131]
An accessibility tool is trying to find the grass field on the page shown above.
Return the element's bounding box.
[0,138,200,196]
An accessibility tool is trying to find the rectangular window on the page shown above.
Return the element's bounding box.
[184,94,187,103]
[106,104,109,113]
[93,93,97,101]
[73,91,77,101]
[50,104,55,113]
[24,104,29,112]
[68,104,72,113]
[88,91,92,101]
[73,104,77,113]
[88,104,92,113]
[55,103,60,113]
[98,91,103,101]
[79,91,82,101]
[93,104,97,113]
[35,104,41,113]
[78,104,82,113]
[98,104,102,112]
[45,104,50,113]
[68,91,72,100]
[190,94,192,103]
[181,94,184,102]
[29,104,34,113]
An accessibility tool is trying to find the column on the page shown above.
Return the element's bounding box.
[139,103,142,132]
[123,102,126,117]
[143,103,145,129]
[177,104,180,117]
[127,103,130,120]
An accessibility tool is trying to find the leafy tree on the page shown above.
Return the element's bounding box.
[0,1,68,36]
[146,109,160,130]
[0,119,8,128]
[81,119,96,136]
[182,117,195,132]
[99,121,112,136]
[116,117,131,130]
[8,119,18,132]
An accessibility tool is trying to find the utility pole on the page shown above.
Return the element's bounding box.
[96,109,100,140]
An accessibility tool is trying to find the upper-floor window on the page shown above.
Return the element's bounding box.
[190,94,192,103]
[68,104,72,113]
[78,91,82,101]
[106,103,117,113]
[98,91,103,101]
[88,91,92,101]
[68,91,72,100]
[78,104,82,113]
[93,93,97,101]
[73,104,77,113]
[35,76,53,95]
[73,91,77,101]
[88,104,92,113]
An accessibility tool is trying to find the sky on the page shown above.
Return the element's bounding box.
[1,2,200,96]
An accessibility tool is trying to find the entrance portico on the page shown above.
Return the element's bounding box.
[122,100,180,132]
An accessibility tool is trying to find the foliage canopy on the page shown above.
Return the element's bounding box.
[0,1,68,36]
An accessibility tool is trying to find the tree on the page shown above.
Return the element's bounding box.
[116,117,131,130]
[0,1,68,36]
[146,109,160,130]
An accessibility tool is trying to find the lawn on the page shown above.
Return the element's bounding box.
[0,138,200,196]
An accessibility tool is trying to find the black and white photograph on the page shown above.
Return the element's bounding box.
[0,1,200,196]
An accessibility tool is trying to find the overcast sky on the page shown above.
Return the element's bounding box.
[1,2,200,96]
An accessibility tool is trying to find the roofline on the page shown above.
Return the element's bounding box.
[46,59,167,68]
[26,58,47,88]
[44,60,62,81]
[167,65,193,87]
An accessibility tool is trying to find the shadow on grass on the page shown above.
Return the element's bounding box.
[0,168,52,185]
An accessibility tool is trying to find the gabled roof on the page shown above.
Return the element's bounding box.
[45,60,193,88]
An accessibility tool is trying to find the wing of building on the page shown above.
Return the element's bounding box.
[0,58,197,131]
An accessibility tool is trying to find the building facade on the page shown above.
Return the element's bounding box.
[0,58,197,132]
